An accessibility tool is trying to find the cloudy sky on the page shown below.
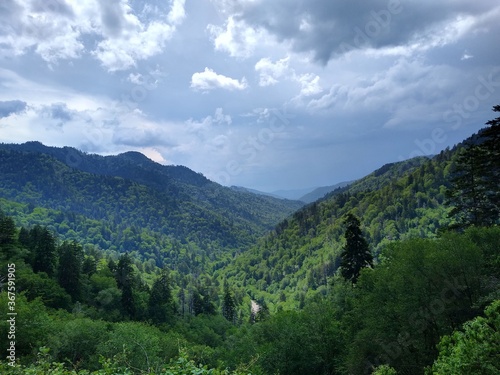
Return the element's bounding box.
[1,0,499,192]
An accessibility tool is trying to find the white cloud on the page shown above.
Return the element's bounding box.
[294,73,322,97]
[190,68,248,92]
[207,16,267,58]
[167,0,186,25]
[255,56,290,86]
[93,20,176,71]
[140,147,169,164]
[0,0,186,71]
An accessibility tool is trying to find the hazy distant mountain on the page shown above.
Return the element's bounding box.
[230,186,285,200]
[270,187,318,200]
[298,181,353,203]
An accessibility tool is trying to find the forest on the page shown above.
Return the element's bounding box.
[0,105,499,374]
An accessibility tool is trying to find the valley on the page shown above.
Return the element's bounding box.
[0,108,499,374]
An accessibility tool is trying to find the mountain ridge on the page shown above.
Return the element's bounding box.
[0,142,303,273]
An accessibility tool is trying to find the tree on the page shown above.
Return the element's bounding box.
[431,300,500,374]
[31,225,57,277]
[148,269,174,324]
[446,144,494,228]
[0,216,20,261]
[115,254,136,318]
[222,280,236,323]
[446,105,500,228]
[58,241,83,302]
[340,213,373,284]
[480,104,500,213]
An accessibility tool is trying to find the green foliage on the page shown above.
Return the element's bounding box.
[0,143,302,276]
[116,254,137,318]
[148,269,175,324]
[47,318,110,370]
[58,241,84,302]
[430,300,500,375]
[0,293,53,360]
[16,265,72,310]
[346,231,486,374]
[95,321,181,373]
[340,213,373,284]
[0,216,19,261]
[373,365,398,375]
[446,106,500,228]
[0,347,253,374]
[30,225,57,277]
[222,282,237,323]
[220,153,454,308]
[252,300,343,375]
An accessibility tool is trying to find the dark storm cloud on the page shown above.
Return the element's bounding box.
[0,100,27,118]
[112,127,175,148]
[41,103,74,122]
[232,0,499,63]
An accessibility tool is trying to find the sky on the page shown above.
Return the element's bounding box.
[0,0,499,192]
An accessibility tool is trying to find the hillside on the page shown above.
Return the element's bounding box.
[0,143,302,272]
[219,153,454,307]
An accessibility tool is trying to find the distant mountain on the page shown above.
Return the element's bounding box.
[230,186,286,200]
[270,187,318,200]
[298,181,353,203]
[0,142,303,273]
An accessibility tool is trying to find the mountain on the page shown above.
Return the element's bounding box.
[230,186,287,200]
[298,181,352,203]
[220,153,453,307]
[0,142,303,272]
[270,187,318,200]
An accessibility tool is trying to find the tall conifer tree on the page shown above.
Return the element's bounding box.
[340,213,373,284]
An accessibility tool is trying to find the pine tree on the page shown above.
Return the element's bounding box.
[57,241,83,302]
[0,216,19,261]
[31,226,57,277]
[222,280,236,323]
[446,105,500,228]
[148,269,174,324]
[340,213,373,284]
[480,104,500,213]
[446,144,493,227]
[115,254,136,318]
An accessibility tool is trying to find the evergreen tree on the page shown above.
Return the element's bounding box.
[446,105,500,228]
[148,269,174,324]
[115,254,136,318]
[201,288,216,315]
[81,256,97,276]
[191,289,204,316]
[222,280,236,323]
[0,216,19,261]
[57,241,83,302]
[480,104,500,213]
[446,144,493,227]
[31,226,57,277]
[340,213,373,284]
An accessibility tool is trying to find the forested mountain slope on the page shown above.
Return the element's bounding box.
[219,152,456,308]
[0,143,302,272]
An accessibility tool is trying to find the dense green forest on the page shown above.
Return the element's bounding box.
[0,106,499,374]
[0,143,302,275]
